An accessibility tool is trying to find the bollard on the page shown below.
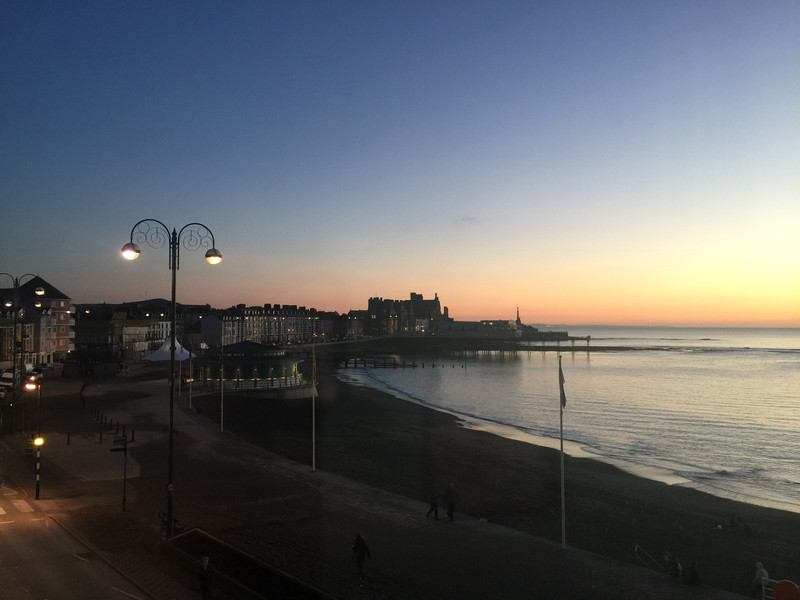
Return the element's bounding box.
[67,432,71,445]
[130,428,135,443]
[99,429,103,444]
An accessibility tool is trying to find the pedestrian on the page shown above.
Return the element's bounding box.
[79,379,89,407]
[197,555,214,599]
[426,488,439,519]
[680,560,700,585]
[751,561,769,598]
[663,551,679,578]
[442,482,457,521]
[351,532,371,580]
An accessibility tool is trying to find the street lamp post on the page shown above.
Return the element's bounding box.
[24,380,42,437]
[33,436,44,500]
[110,435,128,512]
[121,220,221,537]
[25,376,45,501]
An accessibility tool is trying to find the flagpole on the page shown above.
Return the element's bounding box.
[312,344,317,472]
[220,347,225,434]
[559,353,566,549]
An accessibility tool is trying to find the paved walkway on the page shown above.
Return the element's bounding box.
[0,366,750,599]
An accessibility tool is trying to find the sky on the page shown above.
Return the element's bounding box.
[1,1,798,326]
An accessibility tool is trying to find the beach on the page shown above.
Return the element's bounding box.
[18,358,797,598]
[193,351,800,596]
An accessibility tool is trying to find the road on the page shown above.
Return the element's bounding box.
[0,477,146,599]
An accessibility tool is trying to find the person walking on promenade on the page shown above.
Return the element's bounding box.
[751,561,769,597]
[426,488,439,519]
[352,532,371,580]
[443,482,457,522]
[197,555,215,599]
[79,378,89,407]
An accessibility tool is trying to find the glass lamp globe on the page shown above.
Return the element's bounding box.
[121,242,141,260]
[205,248,222,265]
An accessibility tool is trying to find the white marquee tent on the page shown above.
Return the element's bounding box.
[144,340,196,362]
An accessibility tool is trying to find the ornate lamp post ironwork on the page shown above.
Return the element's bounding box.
[121,220,221,537]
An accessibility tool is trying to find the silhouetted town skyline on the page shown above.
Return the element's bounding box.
[3,276,547,369]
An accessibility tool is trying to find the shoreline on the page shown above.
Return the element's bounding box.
[195,360,800,595]
[429,405,800,515]
[338,364,800,514]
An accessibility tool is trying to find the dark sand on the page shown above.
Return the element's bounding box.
[192,352,800,596]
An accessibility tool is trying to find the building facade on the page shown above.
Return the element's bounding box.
[366,292,449,335]
[202,304,350,347]
[0,275,73,373]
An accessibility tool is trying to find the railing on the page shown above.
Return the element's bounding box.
[158,511,186,535]
[761,578,800,600]
[192,376,307,392]
[762,579,776,600]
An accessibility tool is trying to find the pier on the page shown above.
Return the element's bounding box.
[523,335,591,349]
[340,356,418,369]
[336,334,594,369]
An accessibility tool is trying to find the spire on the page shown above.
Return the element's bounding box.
[516,307,522,325]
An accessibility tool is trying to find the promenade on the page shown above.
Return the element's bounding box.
[0,364,749,599]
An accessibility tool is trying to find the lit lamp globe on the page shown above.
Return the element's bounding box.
[204,248,222,265]
[121,242,141,261]
[34,287,45,296]
[34,437,44,447]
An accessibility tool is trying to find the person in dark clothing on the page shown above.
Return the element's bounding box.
[352,532,371,580]
[197,555,214,599]
[79,379,89,407]
[680,561,699,585]
[426,489,439,519]
[442,482,457,521]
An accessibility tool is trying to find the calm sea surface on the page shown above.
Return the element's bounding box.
[337,327,800,512]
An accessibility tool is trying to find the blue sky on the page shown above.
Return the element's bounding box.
[2,1,798,325]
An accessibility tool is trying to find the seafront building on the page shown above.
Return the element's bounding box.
[366,292,450,335]
[201,304,342,347]
[0,275,73,372]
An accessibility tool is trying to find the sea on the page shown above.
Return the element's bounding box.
[336,327,800,513]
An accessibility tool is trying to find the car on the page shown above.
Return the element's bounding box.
[0,370,14,389]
